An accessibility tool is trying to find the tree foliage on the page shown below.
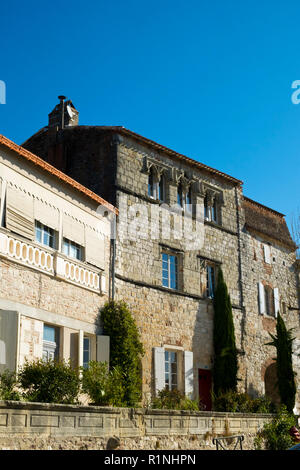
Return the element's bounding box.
[100,300,144,407]
[212,268,238,396]
[81,361,126,406]
[18,359,80,404]
[266,313,296,413]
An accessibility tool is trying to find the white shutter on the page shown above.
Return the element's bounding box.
[62,213,85,246]
[85,227,105,269]
[264,245,271,264]
[0,179,4,227]
[184,350,194,398]
[0,310,19,373]
[34,198,60,231]
[274,288,280,318]
[6,185,34,240]
[97,335,110,365]
[258,282,266,315]
[78,330,84,368]
[153,347,165,395]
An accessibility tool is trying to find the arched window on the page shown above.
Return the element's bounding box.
[177,182,183,207]
[185,186,192,212]
[148,167,155,198]
[158,174,165,202]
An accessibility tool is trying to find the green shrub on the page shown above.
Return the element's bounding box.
[151,388,199,411]
[18,359,80,404]
[81,361,126,407]
[213,390,275,413]
[254,406,296,450]
[101,301,144,407]
[0,369,21,401]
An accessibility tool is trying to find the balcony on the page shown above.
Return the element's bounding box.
[0,229,106,294]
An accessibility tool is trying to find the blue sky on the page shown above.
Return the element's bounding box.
[0,0,299,232]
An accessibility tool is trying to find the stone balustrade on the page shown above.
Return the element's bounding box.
[0,229,105,295]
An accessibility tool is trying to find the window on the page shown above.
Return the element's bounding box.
[206,264,215,298]
[162,253,178,290]
[35,221,56,248]
[177,183,183,207]
[148,167,166,202]
[158,174,165,202]
[148,167,155,198]
[63,238,83,261]
[165,350,178,390]
[42,324,59,361]
[185,186,192,213]
[264,286,275,316]
[204,195,218,223]
[83,336,91,369]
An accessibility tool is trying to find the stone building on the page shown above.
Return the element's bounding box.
[0,134,117,373]
[23,97,300,411]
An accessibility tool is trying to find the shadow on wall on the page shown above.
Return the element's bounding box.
[191,301,214,411]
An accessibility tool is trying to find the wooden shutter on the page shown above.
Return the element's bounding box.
[85,227,105,269]
[153,347,165,394]
[6,185,34,240]
[96,335,110,365]
[34,198,60,231]
[258,282,266,315]
[0,310,19,373]
[264,245,271,264]
[62,213,85,246]
[274,288,280,318]
[184,350,194,398]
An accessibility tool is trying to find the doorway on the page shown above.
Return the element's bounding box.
[198,369,212,411]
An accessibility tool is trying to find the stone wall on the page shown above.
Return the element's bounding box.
[0,401,273,450]
[22,122,300,410]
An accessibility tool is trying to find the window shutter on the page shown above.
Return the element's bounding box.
[0,310,19,373]
[78,330,84,368]
[62,213,85,246]
[34,198,60,231]
[258,282,266,315]
[0,180,2,223]
[274,288,280,318]
[6,185,34,240]
[85,227,105,269]
[184,350,194,398]
[264,245,271,264]
[153,347,165,394]
[96,335,110,365]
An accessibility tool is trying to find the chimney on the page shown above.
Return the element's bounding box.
[48,95,79,129]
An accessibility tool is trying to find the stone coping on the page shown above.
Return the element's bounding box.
[0,400,275,418]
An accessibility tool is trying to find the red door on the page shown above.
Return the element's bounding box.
[198,369,212,411]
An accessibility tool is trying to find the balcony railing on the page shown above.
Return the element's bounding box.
[0,229,106,294]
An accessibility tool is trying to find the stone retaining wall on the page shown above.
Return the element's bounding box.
[0,401,273,450]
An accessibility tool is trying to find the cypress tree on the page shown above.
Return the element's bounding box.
[101,300,144,407]
[213,268,238,396]
[266,313,296,413]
